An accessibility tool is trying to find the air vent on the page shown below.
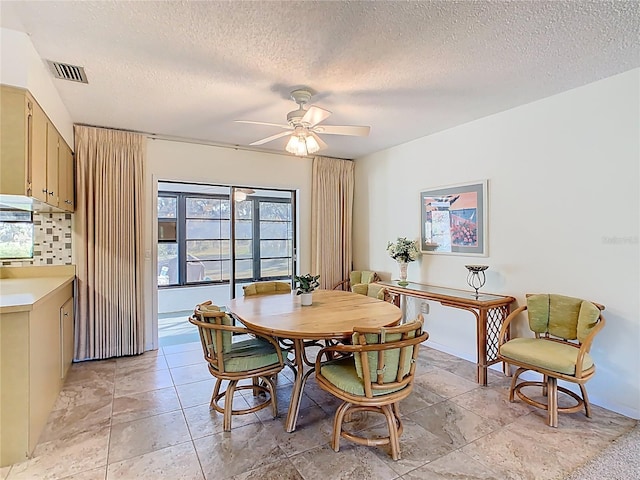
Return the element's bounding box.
[47,61,88,83]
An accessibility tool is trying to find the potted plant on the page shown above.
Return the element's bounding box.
[386,237,421,286]
[294,273,320,306]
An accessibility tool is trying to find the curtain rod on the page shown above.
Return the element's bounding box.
[73,123,352,161]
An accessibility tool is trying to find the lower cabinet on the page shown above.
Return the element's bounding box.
[0,282,74,467]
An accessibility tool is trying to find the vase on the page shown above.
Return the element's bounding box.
[300,292,313,306]
[398,261,409,286]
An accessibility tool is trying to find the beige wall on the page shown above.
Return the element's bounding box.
[144,139,313,350]
[353,68,640,419]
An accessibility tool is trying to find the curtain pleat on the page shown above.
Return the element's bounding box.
[74,126,146,360]
[311,156,354,289]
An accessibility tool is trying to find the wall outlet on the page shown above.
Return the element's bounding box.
[420,302,430,314]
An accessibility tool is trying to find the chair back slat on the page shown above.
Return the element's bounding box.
[352,315,428,398]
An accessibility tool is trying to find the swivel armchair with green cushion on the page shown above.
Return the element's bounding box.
[497,294,605,427]
[189,301,285,431]
[333,270,380,293]
[314,315,428,460]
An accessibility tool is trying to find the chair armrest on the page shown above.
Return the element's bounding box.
[315,343,360,371]
[575,314,606,378]
[498,305,527,347]
[332,279,350,291]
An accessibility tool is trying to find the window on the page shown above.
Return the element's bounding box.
[0,210,34,259]
[157,187,294,287]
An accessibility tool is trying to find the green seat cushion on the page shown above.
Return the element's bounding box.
[499,338,594,376]
[222,338,280,372]
[319,357,406,396]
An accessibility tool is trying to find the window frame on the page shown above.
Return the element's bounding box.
[0,209,35,260]
[157,189,294,288]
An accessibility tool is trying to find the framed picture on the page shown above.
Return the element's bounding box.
[420,180,488,256]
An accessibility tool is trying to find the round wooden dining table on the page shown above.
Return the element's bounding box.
[227,289,402,432]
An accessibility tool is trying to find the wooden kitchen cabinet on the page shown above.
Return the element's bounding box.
[60,296,74,378]
[0,267,75,467]
[58,141,75,211]
[0,84,74,212]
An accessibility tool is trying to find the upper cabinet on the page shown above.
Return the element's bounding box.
[0,85,74,212]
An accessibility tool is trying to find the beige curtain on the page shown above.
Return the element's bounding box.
[73,126,146,360]
[311,156,354,289]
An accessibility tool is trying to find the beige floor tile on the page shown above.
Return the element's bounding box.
[113,367,174,397]
[413,368,480,399]
[59,467,107,480]
[360,418,455,476]
[397,381,446,416]
[289,443,400,480]
[106,441,203,480]
[111,386,181,425]
[260,405,334,456]
[162,341,201,355]
[1,466,11,480]
[114,353,169,376]
[183,397,260,439]
[406,400,496,448]
[461,425,575,480]
[165,348,206,368]
[64,360,116,387]
[450,385,535,427]
[108,410,191,464]
[402,450,499,479]
[170,363,214,385]
[39,396,113,443]
[228,457,303,480]
[51,380,115,413]
[175,378,217,408]
[194,423,287,479]
[7,426,110,480]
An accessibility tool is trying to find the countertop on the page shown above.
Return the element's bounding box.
[0,266,75,314]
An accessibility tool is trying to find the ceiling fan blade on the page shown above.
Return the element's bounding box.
[302,106,332,127]
[310,132,328,151]
[314,125,371,137]
[249,130,292,146]
[235,120,291,129]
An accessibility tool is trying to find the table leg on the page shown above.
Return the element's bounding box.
[476,310,488,386]
[284,338,309,433]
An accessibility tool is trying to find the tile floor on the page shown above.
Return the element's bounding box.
[1,342,636,480]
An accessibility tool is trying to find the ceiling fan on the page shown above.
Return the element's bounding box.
[235,89,370,156]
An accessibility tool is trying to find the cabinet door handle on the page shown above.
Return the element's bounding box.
[42,188,48,193]
[49,191,54,196]
[64,312,69,317]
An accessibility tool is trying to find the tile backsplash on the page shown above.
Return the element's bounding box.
[2,212,72,266]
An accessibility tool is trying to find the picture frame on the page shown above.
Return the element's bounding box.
[420,180,488,256]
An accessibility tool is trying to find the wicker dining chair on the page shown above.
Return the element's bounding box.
[314,315,428,460]
[189,301,285,431]
[498,293,605,427]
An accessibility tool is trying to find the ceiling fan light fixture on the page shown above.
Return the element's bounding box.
[305,134,320,154]
[285,128,319,157]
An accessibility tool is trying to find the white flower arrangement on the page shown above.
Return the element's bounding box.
[386,237,421,263]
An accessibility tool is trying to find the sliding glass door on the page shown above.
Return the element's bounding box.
[157,182,296,315]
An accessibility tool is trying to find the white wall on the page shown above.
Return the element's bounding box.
[0,28,74,146]
[144,139,313,349]
[353,68,640,419]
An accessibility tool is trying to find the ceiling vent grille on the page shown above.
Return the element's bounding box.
[47,61,88,83]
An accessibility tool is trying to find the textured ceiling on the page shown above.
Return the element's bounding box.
[1,1,639,159]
